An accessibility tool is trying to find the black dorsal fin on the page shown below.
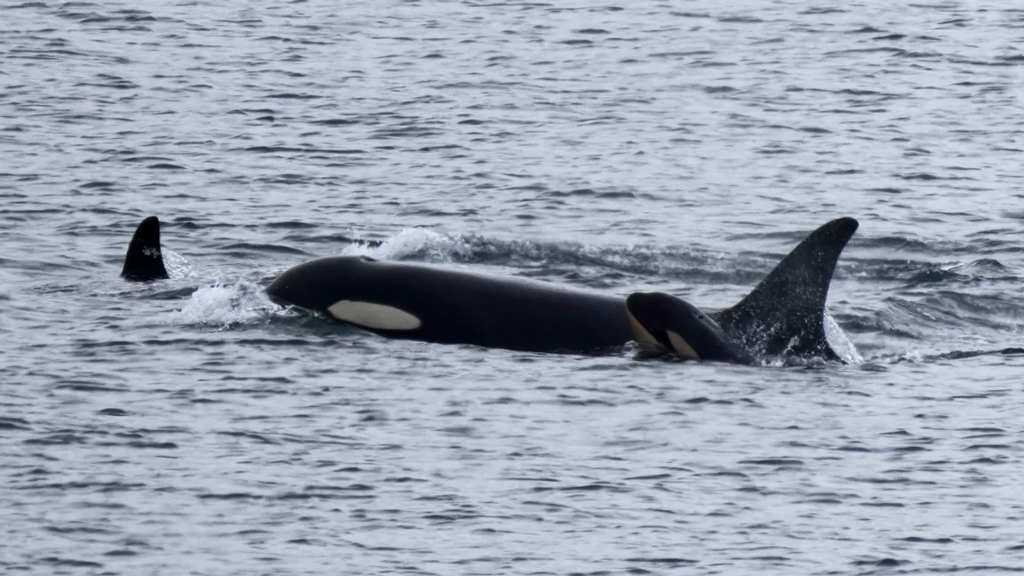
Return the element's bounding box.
[712,217,858,360]
[121,216,169,281]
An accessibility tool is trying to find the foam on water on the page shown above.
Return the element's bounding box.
[343,227,471,261]
[171,281,272,327]
[162,250,194,279]
[824,312,863,364]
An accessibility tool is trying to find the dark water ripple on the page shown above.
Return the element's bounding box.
[4,0,1024,574]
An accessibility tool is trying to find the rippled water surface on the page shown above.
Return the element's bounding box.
[3,1,1024,574]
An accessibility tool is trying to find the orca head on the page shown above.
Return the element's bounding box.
[265,255,376,311]
[626,292,754,364]
[121,216,169,281]
[266,256,423,332]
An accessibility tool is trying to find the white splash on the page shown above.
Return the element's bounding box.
[171,281,271,327]
[898,350,925,363]
[824,312,863,363]
[163,249,195,279]
[343,228,470,261]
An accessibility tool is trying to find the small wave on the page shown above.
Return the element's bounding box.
[222,243,310,256]
[945,258,1009,274]
[902,259,1016,287]
[170,282,273,327]
[342,228,471,261]
[879,347,1024,364]
[163,250,193,279]
[931,348,1024,361]
[825,313,863,363]
[338,229,811,289]
[890,291,1024,330]
[848,257,1017,286]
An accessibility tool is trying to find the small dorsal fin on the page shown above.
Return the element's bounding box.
[121,216,169,281]
[712,217,858,360]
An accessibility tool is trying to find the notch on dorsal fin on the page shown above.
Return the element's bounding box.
[121,216,169,281]
[712,217,858,360]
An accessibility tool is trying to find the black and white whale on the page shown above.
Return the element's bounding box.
[120,216,859,362]
[626,292,758,364]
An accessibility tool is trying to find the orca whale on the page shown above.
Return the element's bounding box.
[265,255,632,353]
[626,292,757,364]
[120,215,858,362]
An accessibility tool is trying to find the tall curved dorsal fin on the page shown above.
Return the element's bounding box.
[712,217,858,360]
[121,216,169,281]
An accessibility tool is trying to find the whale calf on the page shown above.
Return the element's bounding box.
[626,292,757,364]
[121,216,858,362]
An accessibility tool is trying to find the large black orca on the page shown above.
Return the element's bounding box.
[266,255,632,353]
[121,215,858,362]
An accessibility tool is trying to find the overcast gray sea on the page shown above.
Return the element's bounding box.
[3,1,1024,574]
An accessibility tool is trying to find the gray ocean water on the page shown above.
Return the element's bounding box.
[3,1,1024,574]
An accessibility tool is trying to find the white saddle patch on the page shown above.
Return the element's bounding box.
[327,300,422,331]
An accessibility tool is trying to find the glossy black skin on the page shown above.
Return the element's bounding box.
[121,216,169,281]
[265,256,633,353]
[626,292,757,364]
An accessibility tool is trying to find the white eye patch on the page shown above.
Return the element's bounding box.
[327,300,422,331]
[627,310,660,347]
